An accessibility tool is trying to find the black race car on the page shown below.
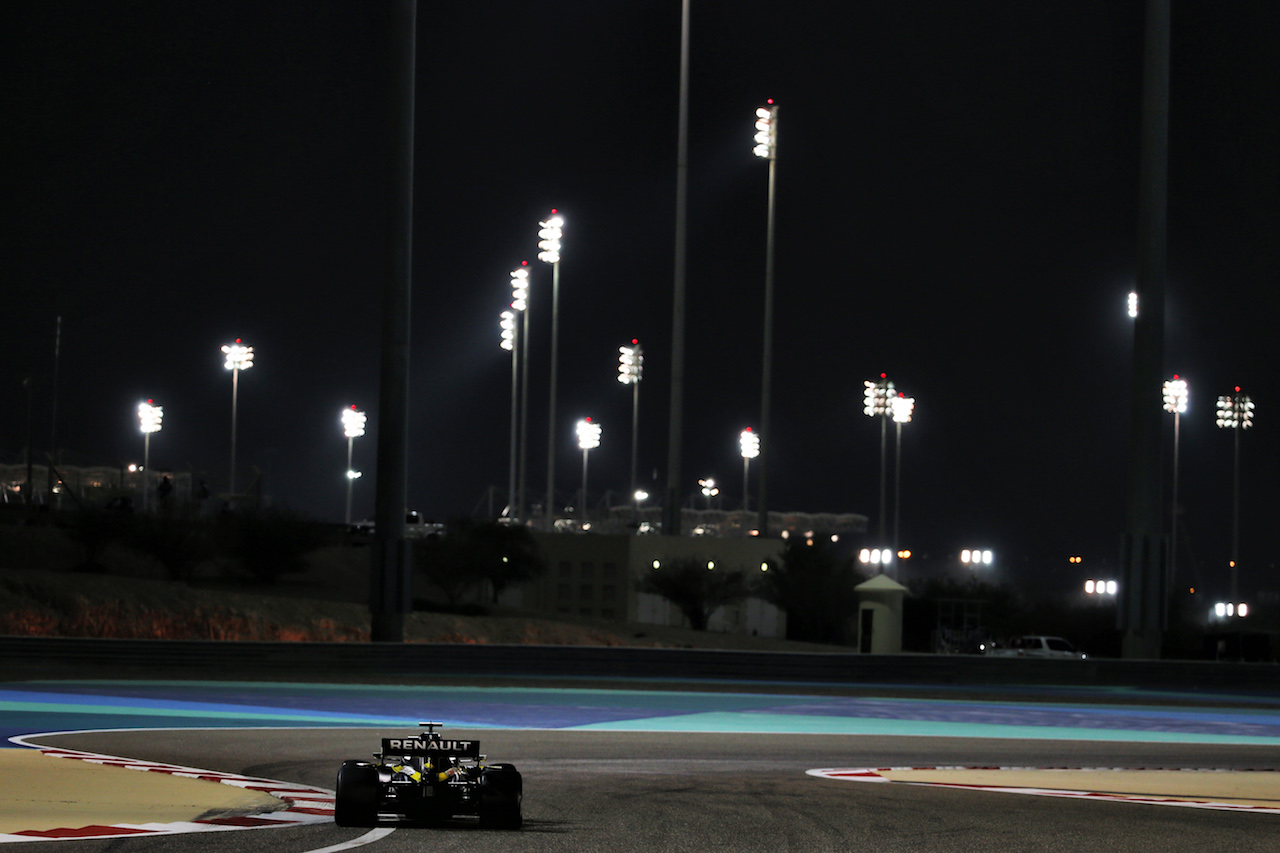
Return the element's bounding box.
[334,722,522,829]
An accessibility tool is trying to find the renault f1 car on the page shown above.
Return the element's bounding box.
[335,722,522,829]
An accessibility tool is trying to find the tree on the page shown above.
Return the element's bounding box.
[753,538,864,644]
[412,520,547,608]
[467,522,546,604]
[218,507,328,584]
[637,557,748,631]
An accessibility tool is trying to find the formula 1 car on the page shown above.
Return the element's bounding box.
[334,722,522,829]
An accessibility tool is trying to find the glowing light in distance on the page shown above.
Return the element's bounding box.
[753,103,777,159]
[739,427,760,459]
[1163,376,1188,414]
[537,214,564,264]
[510,264,529,311]
[342,405,367,439]
[500,310,517,351]
[138,400,163,434]
[222,340,254,371]
[891,393,915,424]
[576,417,601,451]
[618,340,643,384]
[961,549,994,565]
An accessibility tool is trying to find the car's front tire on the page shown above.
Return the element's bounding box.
[334,761,380,827]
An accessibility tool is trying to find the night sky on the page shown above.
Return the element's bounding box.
[7,2,1277,599]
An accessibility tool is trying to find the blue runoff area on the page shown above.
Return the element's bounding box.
[4,680,1280,746]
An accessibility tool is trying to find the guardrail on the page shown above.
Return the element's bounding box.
[3,636,1278,694]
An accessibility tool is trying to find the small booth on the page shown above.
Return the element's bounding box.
[854,574,909,654]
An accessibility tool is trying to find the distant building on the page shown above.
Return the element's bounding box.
[0,463,192,508]
[505,508,867,639]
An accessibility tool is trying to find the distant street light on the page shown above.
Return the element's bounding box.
[1127,291,1139,319]
[500,308,519,520]
[1162,375,1188,590]
[858,548,894,571]
[891,393,915,554]
[137,400,163,512]
[961,549,994,566]
[221,339,254,495]
[1216,387,1255,605]
[753,100,779,536]
[1213,601,1249,620]
[341,405,367,525]
[739,427,759,512]
[1085,579,1119,596]
[699,477,718,509]
[618,340,643,522]
[511,262,531,522]
[863,374,894,541]
[576,417,600,525]
[539,212,564,528]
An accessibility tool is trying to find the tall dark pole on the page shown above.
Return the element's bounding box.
[1230,422,1241,605]
[48,315,60,505]
[664,0,690,537]
[545,257,560,529]
[503,311,518,518]
[23,377,34,506]
[878,414,888,542]
[1119,0,1170,660]
[371,0,416,643]
[518,297,531,522]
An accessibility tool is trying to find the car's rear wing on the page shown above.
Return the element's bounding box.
[381,737,481,758]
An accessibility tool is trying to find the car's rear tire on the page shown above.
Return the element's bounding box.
[334,761,380,827]
[478,765,522,829]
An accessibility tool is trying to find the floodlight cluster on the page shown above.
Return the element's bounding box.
[537,215,564,264]
[859,548,894,565]
[961,549,994,565]
[510,266,529,312]
[863,375,894,416]
[221,340,254,372]
[342,405,367,439]
[739,427,760,460]
[1084,579,1118,595]
[891,393,915,424]
[1215,389,1255,429]
[137,400,163,434]
[618,340,643,384]
[499,310,517,351]
[1162,376,1188,414]
[576,417,601,451]
[753,103,777,159]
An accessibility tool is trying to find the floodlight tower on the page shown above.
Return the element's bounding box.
[221,339,254,495]
[891,393,915,553]
[1162,375,1187,590]
[753,100,779,536]
[739,428,759,513]
[342,405,367,525]
[538,212,564,528]
[511,262,531,522]
[576,417,601,525]
[618,340,643,522]
[137,400,163,512]
[862,374,894,541]
[1216,387,1255,606]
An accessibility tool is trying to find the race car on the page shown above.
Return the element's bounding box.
[334,722,522,829]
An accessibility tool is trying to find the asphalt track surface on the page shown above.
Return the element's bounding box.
[3,680,1280,852]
